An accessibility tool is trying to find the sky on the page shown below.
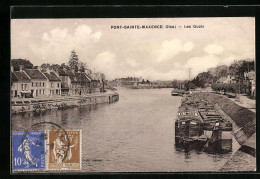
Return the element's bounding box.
[11,18,255,81]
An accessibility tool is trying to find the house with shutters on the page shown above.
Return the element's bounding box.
[11,66,32,98]
[24,68,48,98]
[43,68,62,97]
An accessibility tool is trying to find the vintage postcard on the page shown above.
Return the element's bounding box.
[11,17,256,173]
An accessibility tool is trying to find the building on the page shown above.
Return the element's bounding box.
[216,75,236,84]
[66,69,92,95]
[90,72,104,93]
[43,68,62,97]
[244,71,256,97]
[58,68,70,96]
[24,68,48,98]
[11,66,31,98]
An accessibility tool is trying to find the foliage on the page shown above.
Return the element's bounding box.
[193,59,254,89]
[171,80,184,88]
[229,60,255,76]
[78,61,87,72]
[211,83,239,93]
[192,72,214,88]
[11,59,34,71]
[41,63,61,72]
[184,81,197,90]
[68,50,79,69]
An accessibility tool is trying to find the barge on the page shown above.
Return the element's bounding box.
[175,94,233,152]
[175,106,205,144]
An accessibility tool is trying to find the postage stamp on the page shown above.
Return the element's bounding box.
[12,131,46,171]
[47,129,82,170]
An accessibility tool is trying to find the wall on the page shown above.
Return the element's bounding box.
[11,93,119,113]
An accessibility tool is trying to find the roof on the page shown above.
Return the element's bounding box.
[44,72,61,82]
[67,71,91,83]
[24,69,47,80]
[11,72,19,82]
[13,71,31,82]
[58,69,69,76]
[75,73,91,83]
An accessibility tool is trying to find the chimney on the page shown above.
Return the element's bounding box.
[19,65,24,72]
[11,65,14,72]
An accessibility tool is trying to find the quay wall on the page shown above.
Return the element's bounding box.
[194,92,256,138]
[11,93,119,114]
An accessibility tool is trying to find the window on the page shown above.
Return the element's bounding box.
[51,83,54,87]
[36,82,38,87]
[43,90,45,94]
[39,89,41,94]
[25,84,27,90]
[43,82,45,86]
[57,83,59,88]
[32,82,34,87]
[40,82,41,86]
[21,84,24,90]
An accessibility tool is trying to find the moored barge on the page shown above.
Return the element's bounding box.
[175,94,233,149]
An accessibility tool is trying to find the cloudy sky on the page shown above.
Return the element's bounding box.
[11,18,255,80]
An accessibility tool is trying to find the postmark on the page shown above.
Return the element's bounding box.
[47,129,82,170]
[12,130,46,171]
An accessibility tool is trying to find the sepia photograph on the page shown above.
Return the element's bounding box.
[11,17,256,172]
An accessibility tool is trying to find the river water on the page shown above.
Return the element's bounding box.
[12,87,240,172]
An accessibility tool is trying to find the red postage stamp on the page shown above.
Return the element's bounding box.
[47,129,81,170]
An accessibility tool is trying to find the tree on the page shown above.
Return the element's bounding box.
[78,61,87,72]
[68,50,79,69]
[216,65,229,78]
[50,64,60,71]
[191,72,214,88]
[11,59,34,71]
[184,81,197,90]
[40,63,50,72]
[171,80,179,88]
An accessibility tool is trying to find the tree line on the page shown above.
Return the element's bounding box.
[191,59,255,88]
[11,50,89,73]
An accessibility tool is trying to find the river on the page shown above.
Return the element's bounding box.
[11,87,240,172]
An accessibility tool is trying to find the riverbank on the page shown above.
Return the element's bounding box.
[11,91,119,114]
[193,92,256,171]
